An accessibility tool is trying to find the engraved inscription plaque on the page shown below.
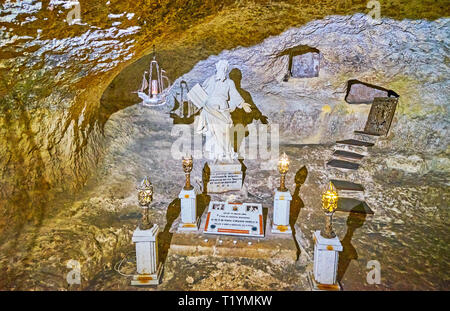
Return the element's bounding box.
[206,162,243,193]
[364,97,398,136]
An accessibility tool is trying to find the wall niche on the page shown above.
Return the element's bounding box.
[281,45,320,80]
[345,80,399,104]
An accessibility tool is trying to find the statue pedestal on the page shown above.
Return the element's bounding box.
[178,188,200,232]
[207,162,243,193]
[310,230,342,291]
[271,190,292,234]
[131,224,162,286]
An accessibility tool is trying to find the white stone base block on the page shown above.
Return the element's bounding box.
[271,223,292,234]
[131,224,162,286]
[207,162,243,193]
[308,271,342,291]
[178,216,201,232]
[131,263,163,286]
[178,188,199,231]
[271,190,292,234]
[312,230,342,289]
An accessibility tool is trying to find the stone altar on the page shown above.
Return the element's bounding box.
[168,201,298,262]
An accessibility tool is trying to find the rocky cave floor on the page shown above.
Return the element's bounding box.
[0,104,448,291]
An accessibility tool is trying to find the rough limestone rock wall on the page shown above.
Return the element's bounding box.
[0,0,234,237]
[0,1,135,237]
[170,14,449,156]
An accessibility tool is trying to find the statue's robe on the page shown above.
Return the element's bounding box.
[196,76,245,162]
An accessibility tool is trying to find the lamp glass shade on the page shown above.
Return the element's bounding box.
[182,154,193,173]
[137,177,153,207]
[322,182,338,213]
[278,152,289,174]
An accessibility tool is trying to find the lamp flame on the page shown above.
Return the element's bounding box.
[277,152,289,192]
[151,80,158,95]
[278,152,289,174]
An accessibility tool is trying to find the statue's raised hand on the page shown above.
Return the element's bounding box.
[242,102,252,113]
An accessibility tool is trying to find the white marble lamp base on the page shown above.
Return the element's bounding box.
[271,190,292,234]
[131,224,163,286]
[310,230,343,291]
[178,188,199,232]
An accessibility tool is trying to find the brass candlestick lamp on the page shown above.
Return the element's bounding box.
[277,152,290,192]
[137,177,154,230]
[182,154,193,190]
[321,182,339,239]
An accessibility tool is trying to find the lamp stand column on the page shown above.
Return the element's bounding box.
[310,230,342,291]
[271,190,292,234]
[178,188,199,231]
[131,224,162,286]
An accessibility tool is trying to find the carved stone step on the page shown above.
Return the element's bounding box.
[326,159,360,171]
[330,179,364,192]
[332,150,365,161]
[334,139,372,155]
[336,139,375,147]
[336,198,374,215]
[354,130,381,137]
[353,130,380,143]
[330,179,364,200]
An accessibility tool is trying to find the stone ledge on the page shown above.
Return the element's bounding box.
[168,232,297,262]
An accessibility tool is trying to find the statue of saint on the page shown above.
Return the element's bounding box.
[194,60,252,162]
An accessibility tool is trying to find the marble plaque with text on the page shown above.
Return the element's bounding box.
[203,201,264,237]
[207,162,243,193]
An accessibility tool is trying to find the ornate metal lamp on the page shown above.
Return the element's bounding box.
[135,45,172,107]
[277,152,289,192]
[272,152,292,234]
[178,154,198,231]
[137,177,154,230]
[182,154,193,190]
[179,80,197,118]
[132,176,162,286]
[321,182,339,238]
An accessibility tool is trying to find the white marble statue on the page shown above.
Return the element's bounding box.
[192,60,252,162]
